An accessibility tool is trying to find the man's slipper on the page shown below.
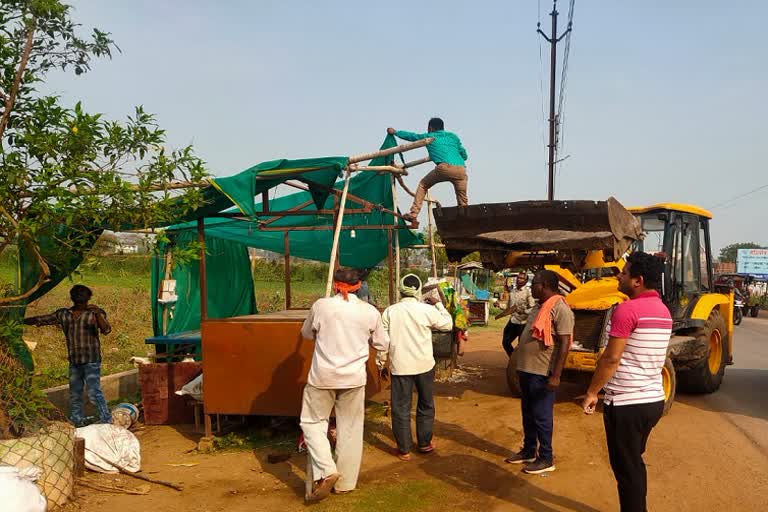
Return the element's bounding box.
[417,443,435,454]
[392,449,412,461]
[306,473,340,503]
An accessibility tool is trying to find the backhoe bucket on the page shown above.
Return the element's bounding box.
[433,197,642,270]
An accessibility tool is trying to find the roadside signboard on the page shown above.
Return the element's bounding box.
[737,249,768,279]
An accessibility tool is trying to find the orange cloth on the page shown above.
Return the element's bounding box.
[531,295,570,348]
[334,281,361,301]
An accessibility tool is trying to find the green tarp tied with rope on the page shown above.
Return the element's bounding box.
[150,134,422,336]
[11,135,422,366]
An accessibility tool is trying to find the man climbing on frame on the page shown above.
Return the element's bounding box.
[387,117,468,228]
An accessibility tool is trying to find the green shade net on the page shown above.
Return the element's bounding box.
[151,232,256,336]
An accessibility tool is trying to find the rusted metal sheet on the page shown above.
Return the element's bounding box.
[434,197,642,268]
[201,311,382,417]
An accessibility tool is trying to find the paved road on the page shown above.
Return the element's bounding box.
[678,315,768,454]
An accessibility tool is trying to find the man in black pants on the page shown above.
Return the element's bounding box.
[582,252,672,512]
[504,270,573,474]
[495,271,535,356]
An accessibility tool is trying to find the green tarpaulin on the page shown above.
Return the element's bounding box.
[149,135,421,336]
[151,232,256,336]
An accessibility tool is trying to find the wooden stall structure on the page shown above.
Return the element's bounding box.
[191,139,435,438]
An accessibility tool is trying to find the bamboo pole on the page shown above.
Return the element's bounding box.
[351,165,408,175]
[427,192,438,279]
[197,218,208,321]
[392,175,401,289]
[325,168,352,297]
[284,231,291,310]
[387,228,395,305]
[348,138,433,164]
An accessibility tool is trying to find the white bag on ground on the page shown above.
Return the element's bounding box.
[175,373,203,401]
[0,466,47,512]
[75,424,141,474]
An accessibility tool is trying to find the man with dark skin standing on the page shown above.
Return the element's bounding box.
[24,284,113,426]
[582,252,671,512]
[495,271,536,356]
[504,270,573,474]
[387,118,468,227]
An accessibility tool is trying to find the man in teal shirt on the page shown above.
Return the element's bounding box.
[387,118,468,227]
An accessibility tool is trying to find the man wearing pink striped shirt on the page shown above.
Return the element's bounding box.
[582,252,672,512]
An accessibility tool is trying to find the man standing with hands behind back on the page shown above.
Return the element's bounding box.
[582,252,672,512]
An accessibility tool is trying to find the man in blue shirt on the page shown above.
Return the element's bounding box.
[387,117,468,227]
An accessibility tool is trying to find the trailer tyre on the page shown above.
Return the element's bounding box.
[661,356,676,415]
[506,352,521,397]
[677,310,727,394]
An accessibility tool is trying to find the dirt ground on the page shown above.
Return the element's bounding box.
[72,326,768,512]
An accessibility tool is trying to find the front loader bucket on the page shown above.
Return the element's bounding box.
[433,197,642,270]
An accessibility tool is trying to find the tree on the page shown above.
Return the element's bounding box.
[0,0,208,305]
[719,242,765,264]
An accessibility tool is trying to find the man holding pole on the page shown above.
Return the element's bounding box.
[387,117,468,227]
[299,268,389,502]
[379,274,453,461]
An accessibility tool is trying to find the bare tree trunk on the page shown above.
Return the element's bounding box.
[0,20,36,143]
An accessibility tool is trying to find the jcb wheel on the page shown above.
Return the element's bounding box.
[677,310,727,393]
[506,352,521,397]
[661,356,676,415]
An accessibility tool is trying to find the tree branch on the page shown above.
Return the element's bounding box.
[0,18,36,143]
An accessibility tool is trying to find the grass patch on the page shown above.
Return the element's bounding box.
[212,421,299,452]
[316,480,446,512]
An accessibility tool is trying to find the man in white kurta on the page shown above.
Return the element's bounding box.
[299,269,389,502]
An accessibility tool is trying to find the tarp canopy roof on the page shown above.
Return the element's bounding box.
[163,134,422,268]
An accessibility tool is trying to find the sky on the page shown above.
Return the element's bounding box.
[44,1,768,254]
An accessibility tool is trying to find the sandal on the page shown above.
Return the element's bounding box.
[306,473,340,503]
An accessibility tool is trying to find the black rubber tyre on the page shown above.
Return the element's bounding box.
[734,307,743,325]
[506,352,521,397]
[677,310,727,394]
[661,356,676,416]
[750,306,759,318]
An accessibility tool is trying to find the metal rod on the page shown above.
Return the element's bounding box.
[325,168,352,297]
[348,138,434,164]
[257,224,412,232]
[197,218,207,321]
[284,231,291,310]
[262,191,269,214]
[392,175,401,289]
[387,228,395,305]
[427,191,438,278]
[284,180,407,222]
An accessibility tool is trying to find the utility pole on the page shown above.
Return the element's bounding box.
[538,0,572,200]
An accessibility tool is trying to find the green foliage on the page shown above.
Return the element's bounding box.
[0,344,58,439]
[719,242,764,263]
[0,0,209,306]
